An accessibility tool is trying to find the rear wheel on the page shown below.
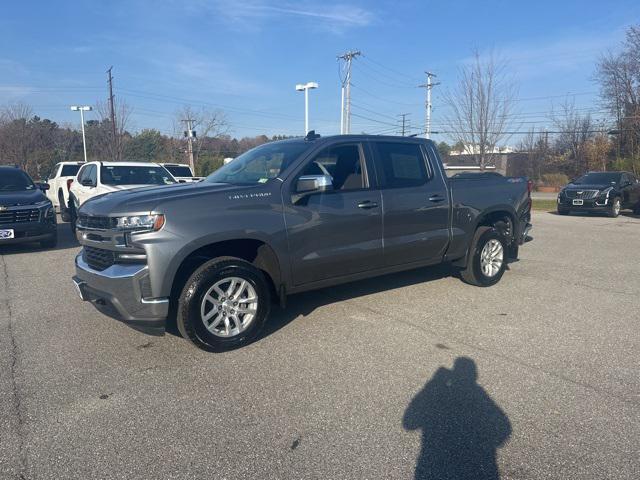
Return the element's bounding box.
[607,197,621,218]
[176,257,271,351]
[460,227,507,287]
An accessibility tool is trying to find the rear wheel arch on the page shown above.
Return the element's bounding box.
[475,209,517,244]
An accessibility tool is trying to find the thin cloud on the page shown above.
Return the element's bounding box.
[202,0,374,32]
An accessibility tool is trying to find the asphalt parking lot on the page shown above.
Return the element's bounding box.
[1,211,639,479]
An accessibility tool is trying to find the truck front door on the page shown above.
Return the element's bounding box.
[285,141,384,286]
[371,140,450,266]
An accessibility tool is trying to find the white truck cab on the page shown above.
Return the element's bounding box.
[68,161,177,230]
[46,162,84,218]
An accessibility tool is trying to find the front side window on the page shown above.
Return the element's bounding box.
[374,142,430,188]
[77,165,90,183]
[100,166,176,185]
[299,143,367,191]
[206,141,311,186]
[0,170,35,191]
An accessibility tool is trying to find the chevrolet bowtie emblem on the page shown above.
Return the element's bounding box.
[0,206,7,212]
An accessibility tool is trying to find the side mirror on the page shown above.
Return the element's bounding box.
[81,178,95,187]
[37,183,50,191]
[296,174,333,194]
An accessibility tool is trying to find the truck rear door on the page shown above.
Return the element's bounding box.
[371,140,450,266]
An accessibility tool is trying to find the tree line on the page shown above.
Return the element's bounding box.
[439,24,640,180]
[0,102,290,179]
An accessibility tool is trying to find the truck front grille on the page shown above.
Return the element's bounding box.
[83,246,115,271]
[565,190,598,199]
[77,214,114,230]
[0,208,40,224]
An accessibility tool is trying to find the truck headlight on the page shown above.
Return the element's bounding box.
[115,214,165,232]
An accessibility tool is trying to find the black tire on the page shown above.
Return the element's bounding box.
[176,256,271,352]
[557,206,570,215]
[68,198,77,234]
[40,233,58,249]
[460,227,508,287]
[59,191,70,222]
[607,196,621,218]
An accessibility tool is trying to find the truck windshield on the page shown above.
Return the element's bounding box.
[0,170,36,191]
[574,172,621,184]
[205,141,310,185]
[100,166,176,185]
[164,165,193,177]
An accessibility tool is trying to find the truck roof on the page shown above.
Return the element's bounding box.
[86,161,164,167]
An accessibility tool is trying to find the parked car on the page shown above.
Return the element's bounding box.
[0,166,57,248]
[68,161,177,231]
[557,171,640,217]
[159,163,203,182]
[72,134,532,351]
[45,161,83,220]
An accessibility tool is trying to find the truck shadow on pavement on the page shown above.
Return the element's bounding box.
[258,263,455,341]
[0,221,79,255]
[403,357,512,480]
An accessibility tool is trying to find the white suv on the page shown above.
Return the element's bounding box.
[68,161,177,230]
[45,162,84,220]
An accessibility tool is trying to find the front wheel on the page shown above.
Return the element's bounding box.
[59,191,70,222]
[607,197,621,218]
[460,227,507,287]
[177,257,271,351]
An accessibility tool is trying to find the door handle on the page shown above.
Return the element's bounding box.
[358,200,379,209]
[429,195,445,203]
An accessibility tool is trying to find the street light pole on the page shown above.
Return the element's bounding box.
[71,105,93,162]
[295,82,319,135]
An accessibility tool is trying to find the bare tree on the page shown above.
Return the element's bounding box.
[172,106,228,166]
[95,99,133,161]
[596,25,640,164]
[443,51,518,169]
[551,99,594,174]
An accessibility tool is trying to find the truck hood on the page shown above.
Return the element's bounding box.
[79,182,251,216]
[0,188,48,207]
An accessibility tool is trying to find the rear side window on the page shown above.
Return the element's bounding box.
[61,165,81,177]
[373,142,430,188]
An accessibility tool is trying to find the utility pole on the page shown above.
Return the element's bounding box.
[419,71,440,139]
[337,50,361,134]
[107,67,118,161]
[398,113,410,136]
[182,119,196,173]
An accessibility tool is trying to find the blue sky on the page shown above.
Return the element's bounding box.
[1,0,639,143]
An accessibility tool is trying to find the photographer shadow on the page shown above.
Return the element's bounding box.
[403,357,511,480]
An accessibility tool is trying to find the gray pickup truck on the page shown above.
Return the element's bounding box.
[72,134,532,351]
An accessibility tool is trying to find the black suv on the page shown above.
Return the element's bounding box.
[557,171,640,217]
[0,166,57,248]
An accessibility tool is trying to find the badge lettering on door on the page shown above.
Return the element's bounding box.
[228,192,272,200]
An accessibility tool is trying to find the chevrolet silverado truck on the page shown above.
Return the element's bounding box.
[72,134,532,351]
[0,166,57,248]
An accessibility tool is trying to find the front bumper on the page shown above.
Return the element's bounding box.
[72,253,168,335]
[558,197,609,211]
[0,221,56,245]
